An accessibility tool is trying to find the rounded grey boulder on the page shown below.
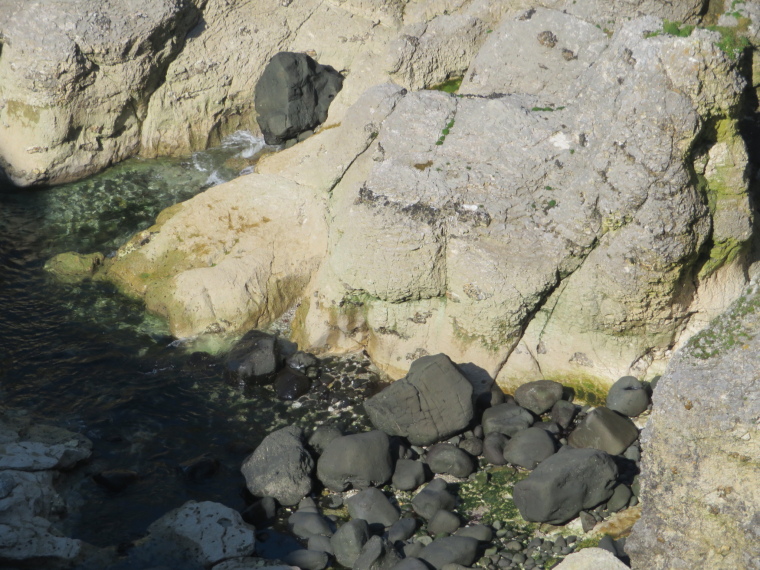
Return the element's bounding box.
[346,487,400,529]
[412,479,458,520]
[482,432,510,465]
[225,330,282,383]
[317,430,393,492]
[425,443,475,478]
[392,459,427,491]
[514,380,565,415]
[568,406,639,455]
[606,376,650,417]
[481,402,534,437]
[502,427,558,470]
[512,447,618,525]
[241,425,313,506]
[331,519,370,568]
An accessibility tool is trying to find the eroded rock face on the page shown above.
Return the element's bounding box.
[0,0,202,186]
[97,10,754,392]
[0,410,93,565]
[627,284,760,569]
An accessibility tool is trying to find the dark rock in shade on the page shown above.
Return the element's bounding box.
[514,380,564,415]
[308,535,335,555]
[606,483,633,513]
[481,402,534,437]
[568,406,639,455]
[388,517,418,543]
[392,459,427,491]
[579,510,597,533]
[179,454,219,481]
[454,525,493,542]
[347,488,400,529]
[92,469,138,492]
[225,330,282,383]
[308,425,343,455]
[532,420,562,436]
[502,427,558,470]
[353,535,402,570]
[317,430,393,492]
[287,350,321,378]
[512,447,618,525]
[418,536,480,569]
[403,542,425,559]
[551,400,579,430]
[282,548,330,570]
[331,519,370,567]
[482,432,510,465]
[364,354,474,446]
[242,496,277,528]
[412,479,458,520]
[427,510,461,536]
[458,436,483,457]
[391,557,430,570]
[606,376,650,417]
[425,443,475,478]
[274,367,311,400]
[288,507,335,539]
[241,425,314,506]
[254,51,344,145]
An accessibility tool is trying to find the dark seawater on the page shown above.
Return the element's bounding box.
[0,134,378,548]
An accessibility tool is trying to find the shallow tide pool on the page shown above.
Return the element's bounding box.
[0,134,380,547]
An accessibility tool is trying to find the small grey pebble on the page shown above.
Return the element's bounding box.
[496,529,509,538]
[512,553,526,564]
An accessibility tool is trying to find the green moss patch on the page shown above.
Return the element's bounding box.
[686,288,760,359]
[431,77,463,94]
[455,467,532,527]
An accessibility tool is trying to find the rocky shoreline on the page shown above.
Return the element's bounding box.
[1,342,647,570]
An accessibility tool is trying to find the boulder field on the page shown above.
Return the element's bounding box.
[80,7,758,394]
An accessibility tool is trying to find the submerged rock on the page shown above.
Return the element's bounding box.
[44,252,104,283]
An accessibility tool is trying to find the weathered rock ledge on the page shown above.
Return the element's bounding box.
[85,8,758,396]
[627,281,760,569]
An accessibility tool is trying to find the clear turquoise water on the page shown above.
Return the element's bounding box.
[0,135,376,547]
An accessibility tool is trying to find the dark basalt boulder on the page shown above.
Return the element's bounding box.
[425,443,475,478]
[502,427,558,470]
[481,402,534,437]
[255,51,344,145]
[317,430,393,492]
[606,375,650,417]
[241,425,314,506]
[364,354,474,446]
[346,487,400,530]
[411,479,458,520]
[418,535,480,569]
[514,380,565,415]
[512,447,618,525]
[568,406,639,456]
[274,367,311,400]
[331,519,371,568]
[225,330,283,383]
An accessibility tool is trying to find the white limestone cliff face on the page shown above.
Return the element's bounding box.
[0,0,709,187]
[95,9,756,394]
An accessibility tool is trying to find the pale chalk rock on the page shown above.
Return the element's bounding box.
[627,282,760,570]
[554,547,629,569]
[144,501,257,567]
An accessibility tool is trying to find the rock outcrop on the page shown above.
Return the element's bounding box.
[627,282,760,569]
[0,409,94,566]
[95,8,756,392]
[0,0,203,186]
